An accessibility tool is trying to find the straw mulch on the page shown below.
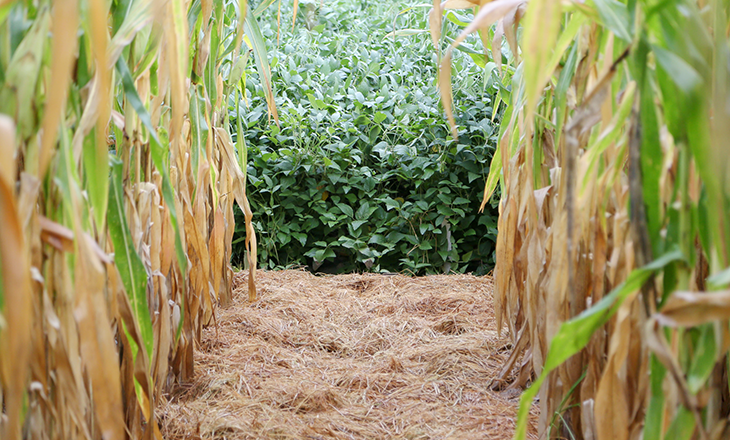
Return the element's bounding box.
[159,270,538,439]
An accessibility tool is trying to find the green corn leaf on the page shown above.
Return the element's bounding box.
[628,38,665,257]
[653,45,702,94]
[189,83,208,181]
[581,81,636,190]
[479,146,501,210]
[664,407,695,440]
[111,0,134,33]
[686,324,716,393]
[644,355,668,440]
[0,3,15,27]
[707,266,730,290]
[187,0,202,33]
[0,7,49,140]
[243,1,279,126]
[204,4,222,106]
[132,25,163,78]
[115,55,187,339]
[252,0,277,17]
[109,0,155,65]
[108,157,154,359]
[236,88,247,173]
[592,0,631,42]
[81,129,109,230]
[544,13,587,89]
[228,49,250,88]
[514,249,684,440]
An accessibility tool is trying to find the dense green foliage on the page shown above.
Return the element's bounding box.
[232,0,501,274]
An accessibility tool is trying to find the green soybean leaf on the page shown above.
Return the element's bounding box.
[336,202,354,218]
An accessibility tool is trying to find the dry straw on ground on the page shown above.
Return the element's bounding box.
[160,270,538,439]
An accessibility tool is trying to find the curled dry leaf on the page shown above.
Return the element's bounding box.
[655,290,730,328]
[429,0,442,51]
[443,0,479,9]
[432,0,525,138]
[39,215,75,253]
[451,0,525,48]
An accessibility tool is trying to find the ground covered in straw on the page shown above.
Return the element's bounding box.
[160,270,537,439]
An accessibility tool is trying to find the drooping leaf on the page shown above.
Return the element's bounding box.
[108,157,154,360]
[513,250,684,440]
[244,1,279,126]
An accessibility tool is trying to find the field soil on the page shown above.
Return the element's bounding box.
[160,270,537,439]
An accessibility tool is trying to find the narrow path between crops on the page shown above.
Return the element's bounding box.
[160,270,538,439]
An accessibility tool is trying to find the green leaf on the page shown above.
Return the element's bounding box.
[355,201,371,220]
[82,129,109,229]
[189,84,209,182]
[513,249,684,440]
[228,45,249,87]
[592,0,631,42]
[644,356,668,440]
[664,407,695,440]
[116,55,187,336]
[108,157,154,360]
[252,0,277,17]
[444,10,471,26]
[314,247,335,262]
[336,202,354,218]
[0,3,14,25]
[374,112,387,124]
[652,45,702,94]
[384,197,400,211]
[0,8,50,139]
[437,205,455,216]
[292,232,307,246]
[687,324,716,393]
[708,266,730,289]
[244,2,278,125]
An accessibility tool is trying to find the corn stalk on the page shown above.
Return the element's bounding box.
[0,0,274,438]
[433,0,730,438]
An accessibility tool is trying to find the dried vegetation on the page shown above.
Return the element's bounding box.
[160,270,538,439]
[433,0,730,438]
[0,1,265,438]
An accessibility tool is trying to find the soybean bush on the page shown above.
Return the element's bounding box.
[233,0,501,274]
